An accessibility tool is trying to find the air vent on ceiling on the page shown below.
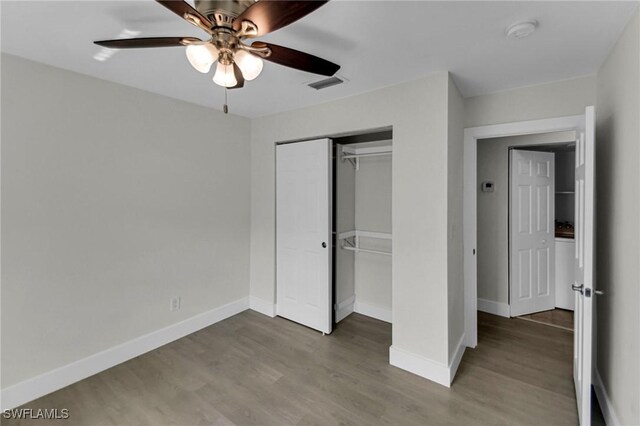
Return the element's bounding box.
[307,76,344,90]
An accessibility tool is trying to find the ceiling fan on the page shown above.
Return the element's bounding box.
[94,0,341,95]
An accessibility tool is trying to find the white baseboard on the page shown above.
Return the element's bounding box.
[0,297,249,411]
[354,300,392,323]
[448,333,466,384]
[477,298,510,318]
[249,296,277,318]
[389,345,450,387]
[593,368,620,426]
[336,295,355,323]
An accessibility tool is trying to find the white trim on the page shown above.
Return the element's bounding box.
[389,346,450,387]
[335,295,355,323]
[0,297,249,411]
[354,300,392,323]
[249,296,277,318]
[463,114,584,348]
[593,369,620,426]
[477,298,511,318]
[448,333,467,384]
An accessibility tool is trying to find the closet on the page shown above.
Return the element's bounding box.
[275,130,392,335]
[334,134,392,325]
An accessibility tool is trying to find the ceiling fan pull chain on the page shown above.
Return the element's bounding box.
[223,87,229,114]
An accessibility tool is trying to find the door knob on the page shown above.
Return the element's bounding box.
[322,242,327,248]
[571,284,584,294]
[594,289,604,296]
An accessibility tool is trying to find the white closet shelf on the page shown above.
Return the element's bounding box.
[341,145,392,170]
[338,230,392,256]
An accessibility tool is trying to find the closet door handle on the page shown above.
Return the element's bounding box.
[322,242,327,248]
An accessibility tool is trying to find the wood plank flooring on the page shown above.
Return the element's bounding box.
[518,308,574,331]
[4,311,579,425]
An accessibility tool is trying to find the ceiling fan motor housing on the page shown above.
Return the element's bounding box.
[195,0,256,28]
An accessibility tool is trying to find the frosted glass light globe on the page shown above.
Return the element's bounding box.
[186,43,218,73]
[213,62,237,87]
[234,50,263,81]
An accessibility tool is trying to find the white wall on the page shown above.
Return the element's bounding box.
[465,75,596,127]
[250,72,454,370]
[447,76,465,360]
[354,148,392,312]
[476,132,575,305]
[594,9,640,425]
[1,54,251,388]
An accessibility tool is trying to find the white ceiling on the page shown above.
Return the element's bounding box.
[1,1,637,118]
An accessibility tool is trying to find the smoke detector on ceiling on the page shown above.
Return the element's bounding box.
[505,20,538,39]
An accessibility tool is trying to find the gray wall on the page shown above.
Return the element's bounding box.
[447,77,465,359]
[354,146,392,312]
[465,75,596,127]
[250,72,454,366]
[335,144,355,306]
[1,54,252,388]
[594,9,640,425]
[476,132,575,305]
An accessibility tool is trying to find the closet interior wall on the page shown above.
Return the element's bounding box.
[335,139,392,322]
[335,144,356,318]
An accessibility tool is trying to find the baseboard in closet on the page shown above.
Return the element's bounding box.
[354,300,392,323]
[336,295,355,322]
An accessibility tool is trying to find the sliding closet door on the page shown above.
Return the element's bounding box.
[276,138,332,334]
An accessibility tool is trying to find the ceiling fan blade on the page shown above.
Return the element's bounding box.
[252,42,339,76]
[233,1,328,37]
[229,63,245,89]
[94,37,201,49]
[156,0,213,32]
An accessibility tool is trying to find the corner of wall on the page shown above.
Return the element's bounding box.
[446,74,466,368]
[593,368,621,426]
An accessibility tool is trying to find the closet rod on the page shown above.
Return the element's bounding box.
[341,246,392,256]
[342,152,392,160]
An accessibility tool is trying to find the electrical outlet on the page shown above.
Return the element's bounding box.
[170,297,181,312]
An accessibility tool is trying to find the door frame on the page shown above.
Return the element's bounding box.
[463,114,584,348]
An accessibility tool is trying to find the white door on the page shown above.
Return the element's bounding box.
[276,138,332,334]
[510,149,556,317]
[573,106,596,425]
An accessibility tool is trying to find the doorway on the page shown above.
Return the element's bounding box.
[463,108,596,424]
[475,133,577,330]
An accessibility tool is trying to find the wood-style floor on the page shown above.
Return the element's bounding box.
[518,308,574,331]
[5,311,579,426]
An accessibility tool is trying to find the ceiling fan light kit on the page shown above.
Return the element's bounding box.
[185,43,219,73]
[94,0,341,113]
[234,49,263,81]
[213,62,237,87]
